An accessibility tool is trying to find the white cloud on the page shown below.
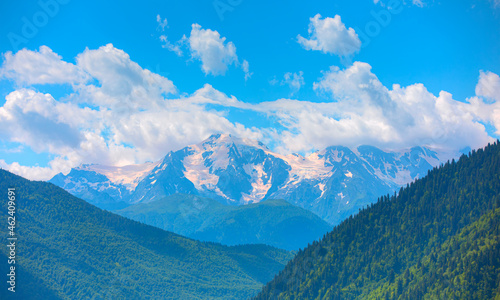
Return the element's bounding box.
[0,44,498,181]
[187,24,238,76]
[159,23,249,78]
[468,71,500,135]
[76,43,177,112]
[312,62,412,127]
[272,72,305,96]
[0,46,89,85]
[283,72,305,95]
[156,14,168,31]
[0,88,98,180]
[0,159,67,181]
[258,62,495,153]
[0,45,261,180]
[297,14,361,57]
[192,83,249,107]
[0,89,87,154]
[156,15,184,56]
[0,85,262,180]
[242,60,252,80]
[475,70,500,102]
[160,35,183,56]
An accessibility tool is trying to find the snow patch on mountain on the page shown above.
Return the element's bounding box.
[183,146,220,190]
[241,164,273,203]
[77,162,159,191]
[317,183,326,197]
[275,152,332,184]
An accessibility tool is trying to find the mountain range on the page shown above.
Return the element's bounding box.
[2,138,498,299]
[50,134,458,225]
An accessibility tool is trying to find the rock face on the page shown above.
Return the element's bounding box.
[50,133,453,224]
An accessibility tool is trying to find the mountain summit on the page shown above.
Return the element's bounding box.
[50,134,456,224]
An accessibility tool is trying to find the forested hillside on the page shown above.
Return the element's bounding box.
[0,170,293,300]
[117,194,331,250]
[254,141,500,300]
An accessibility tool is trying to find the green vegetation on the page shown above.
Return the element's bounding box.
[0,170,293,300]
[254,141,500,300]
[117,194,332,250]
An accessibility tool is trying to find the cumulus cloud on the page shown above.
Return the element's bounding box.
[156,20,249,78]
[257,62,495,153]
[0,87,261,180]
[0,45,261,180]
[187,24,239,76]
[312,62,412,127]
[0,45,498,181]
[297,14,361,57]
[475,70,500,102]
[0,89,98,154]
[468,71,500,135]
[76,43,177,112]
[0,88,97,180]
[0,46,89,85]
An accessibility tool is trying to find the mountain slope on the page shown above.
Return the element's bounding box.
[253,141,500,300]
[190,199,331,251]
[117,194,332,250]
[0,169,293,300]
[50,134,454,224]
[368,207,500,299]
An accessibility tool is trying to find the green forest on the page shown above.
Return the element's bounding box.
[254,141,500,300]
[117,194,331,250]
[0,170,293,300]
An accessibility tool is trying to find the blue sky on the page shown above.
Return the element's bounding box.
[0,0,499,180]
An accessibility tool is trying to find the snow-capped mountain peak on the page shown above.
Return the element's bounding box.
[50,135,460,224]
